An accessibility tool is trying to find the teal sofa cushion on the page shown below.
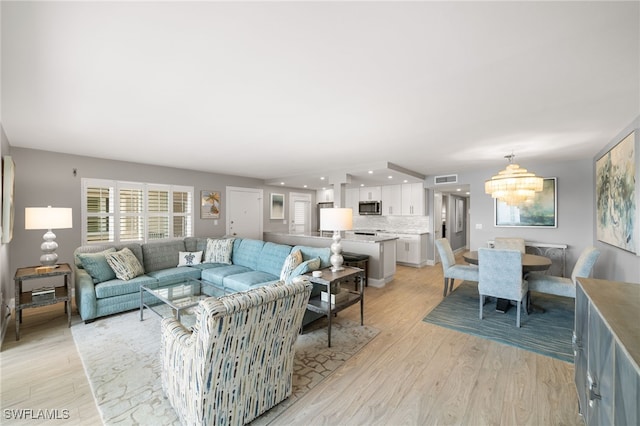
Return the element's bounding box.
[232,239,264,269]
[222,271,280,292]
[77,248,117,283]
[94,274,158,299]
[256,242,293,276]
[147,266,201,286]
[201,265,252,286]
[142,240,187,273]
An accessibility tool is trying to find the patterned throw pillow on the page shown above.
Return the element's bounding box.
[291,257,321,277]
[105,247,145,281]
[204,238,234,264]
[78,248,117,283]
[280,250,303,283]
[177,251,203,267]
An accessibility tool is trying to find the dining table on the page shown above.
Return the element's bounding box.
[462,250,552,313]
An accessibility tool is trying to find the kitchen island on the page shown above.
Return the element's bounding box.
[263,232,397,287]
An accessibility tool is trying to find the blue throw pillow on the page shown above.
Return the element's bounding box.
[291,257,321,278]
[78,248,117,284]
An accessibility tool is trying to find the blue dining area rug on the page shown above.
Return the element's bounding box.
[423,281,575,363]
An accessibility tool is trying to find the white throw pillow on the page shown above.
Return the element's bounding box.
[177,251,203,267]
[105,247,145,281]
[280,250,303,283]
[204,238,234,264]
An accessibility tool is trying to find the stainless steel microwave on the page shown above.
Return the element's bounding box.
[359,200,382,215]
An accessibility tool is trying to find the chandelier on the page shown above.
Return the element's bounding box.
[485,154,544,206]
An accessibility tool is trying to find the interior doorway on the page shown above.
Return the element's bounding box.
[289,192,312,234]
[226,187,263,239]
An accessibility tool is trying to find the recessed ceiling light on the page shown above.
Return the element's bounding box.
[368,171,373,174]
[466,192,470,195]
[388,175,393,179]
[322,187,326,190]
[360,183,365,187]
[280,182,285,185]
[303,185,308,188]
[456,188,461,192]
[320,177,325,180]
[403,179,408,183]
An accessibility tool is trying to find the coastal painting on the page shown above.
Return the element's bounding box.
[596,131,637,254]
[495,178,557,228]
[201,191,221,219]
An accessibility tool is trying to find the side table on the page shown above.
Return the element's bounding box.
[14,263,72,340]
[305,266,364,347]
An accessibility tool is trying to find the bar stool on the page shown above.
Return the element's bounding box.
[342,252,369,289]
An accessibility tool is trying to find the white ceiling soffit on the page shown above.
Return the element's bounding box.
[2,1,639,181]
[265,162,426,190]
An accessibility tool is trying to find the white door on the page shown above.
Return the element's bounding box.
[289,192,312,234]
[226,187,263,239]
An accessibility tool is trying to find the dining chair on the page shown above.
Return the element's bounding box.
[493,237,526,253]
[526,246,600,299]
[478,248,528,327]
[435,238,479,296]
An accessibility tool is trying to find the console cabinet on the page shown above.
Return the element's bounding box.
[574,278,639,426]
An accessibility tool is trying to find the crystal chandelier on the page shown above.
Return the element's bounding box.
[485,154,544,206]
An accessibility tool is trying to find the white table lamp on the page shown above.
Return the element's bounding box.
[25,206,73,266]
[320,208,353,271]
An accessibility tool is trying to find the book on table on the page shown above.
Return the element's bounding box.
[32,286,55,296]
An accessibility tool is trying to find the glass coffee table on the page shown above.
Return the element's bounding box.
[140,278,230,325]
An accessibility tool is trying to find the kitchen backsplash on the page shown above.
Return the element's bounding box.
[352,215,430,233]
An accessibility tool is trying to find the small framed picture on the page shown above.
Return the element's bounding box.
[201,191,221,219]
[270,193,285,220]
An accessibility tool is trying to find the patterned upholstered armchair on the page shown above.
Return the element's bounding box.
[161,279,312,426]
[435,238,479,296]
[526,246,600,299]
[478,248,528,328]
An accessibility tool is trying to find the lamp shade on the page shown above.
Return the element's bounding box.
[25,206,73,230]
[320,208,353,231]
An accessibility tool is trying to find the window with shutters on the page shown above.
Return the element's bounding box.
[82,179,193,244]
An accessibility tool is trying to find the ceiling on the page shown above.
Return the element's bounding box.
[2,1,639,191]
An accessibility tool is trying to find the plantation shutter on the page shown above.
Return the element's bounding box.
[119,184,144,242]
[172,188,192,238]
[84,182,115,243]
[293,200,306,233]
[147,187,170,240]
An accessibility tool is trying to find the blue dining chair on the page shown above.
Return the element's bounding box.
[478,248,528,328]
[526,246,600,299]
[435,238,478,297]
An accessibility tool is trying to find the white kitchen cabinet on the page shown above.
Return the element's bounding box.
[360,186,381,201]
[316,188,334,203]
[387,233,427,267]
[345,188,360,213]
[381,185,402,216]
[401,183,425,216]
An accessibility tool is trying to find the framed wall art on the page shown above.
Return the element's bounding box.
[596,130,638,255]
[495,177,557,228]
[270,193,285,220]
[455,197,464,233]
[2,156,15,243]
[201,190,221,219]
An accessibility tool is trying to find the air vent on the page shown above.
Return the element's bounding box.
[434,174,458,184]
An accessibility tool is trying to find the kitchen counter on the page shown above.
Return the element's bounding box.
[263,232,397,287]
[351,229,429,236]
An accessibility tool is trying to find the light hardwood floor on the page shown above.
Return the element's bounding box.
[1,259,584,425]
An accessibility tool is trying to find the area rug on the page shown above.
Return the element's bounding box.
[423,281,574,363]
[71,309,379,425]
